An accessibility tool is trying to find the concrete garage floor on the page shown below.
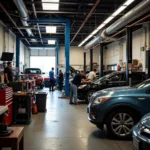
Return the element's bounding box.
[23,89,132,150]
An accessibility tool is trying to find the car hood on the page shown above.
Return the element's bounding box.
[93,86,138,97]
[140,113,150,129]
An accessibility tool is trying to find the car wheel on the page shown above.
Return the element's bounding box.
[106,109,139,139]
[85,90,96,103]
[96,124,104,130]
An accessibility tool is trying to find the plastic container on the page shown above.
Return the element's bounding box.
[35,92,47,112]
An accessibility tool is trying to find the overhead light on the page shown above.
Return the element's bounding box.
[91,29,99,35]
[103,16,114,24]
[78,0,135,47]
[124,0,135,6]
[97,24,105,30]
[46,26,56,33]
[42,0,59,10]
[112,5,127,16]
[48,40,56,44]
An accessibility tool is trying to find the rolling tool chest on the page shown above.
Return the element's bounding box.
[0,87,13,125]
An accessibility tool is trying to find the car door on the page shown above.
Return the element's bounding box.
[107,73,126,88]
[142,86,150,113]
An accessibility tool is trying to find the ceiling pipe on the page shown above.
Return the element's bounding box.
[0,2,30,45]
[70,0,101,44]
[84,0,150,49]
[31,0,43,44]
[89,14,150,50]
[13,0,35,38]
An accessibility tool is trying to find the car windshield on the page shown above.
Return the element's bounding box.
[134,79,150,89]
[94,73,114,84]
[25,69,41,74]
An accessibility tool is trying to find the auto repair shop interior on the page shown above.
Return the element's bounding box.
[0,0,150,150]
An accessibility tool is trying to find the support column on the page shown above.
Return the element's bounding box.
[84,52,86,72]
[16,37,20,74]
[65,20,70,96]
[126,27,132,86]
[56,42,59,85]
[90,48,93,71]
[99,43,103,77]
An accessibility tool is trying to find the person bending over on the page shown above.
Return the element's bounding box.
[70,70,91,105]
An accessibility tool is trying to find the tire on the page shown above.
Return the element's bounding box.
[106,108,139,139]
[85,90,97,103]
[96,124,104,130]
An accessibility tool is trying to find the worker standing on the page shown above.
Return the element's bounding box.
[49,67,55,91]
[88,69,97,82]
[58,70,64,91]
[4,62,13,84]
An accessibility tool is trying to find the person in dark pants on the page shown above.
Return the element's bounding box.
[4,62,13,84]
[49,67,55,91]
[70,70,91,105]
[58,70,63,91]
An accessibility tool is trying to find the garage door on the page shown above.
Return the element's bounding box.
[30,49,55,56]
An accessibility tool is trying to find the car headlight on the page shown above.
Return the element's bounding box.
[78,84,87,89]
[93,97,110,105]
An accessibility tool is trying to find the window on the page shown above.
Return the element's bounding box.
[109,74,123,81]
[25,69,41,74]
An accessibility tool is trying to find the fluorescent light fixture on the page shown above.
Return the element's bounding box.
[78,0,135,47]
[42,0,59,10]
[103,16,114,24]
[46,26,56,33]
[91,29,99,35]
[97,24,105,30]
[112,5,127,16]
[48,40,56,44]
[124,0,135,6]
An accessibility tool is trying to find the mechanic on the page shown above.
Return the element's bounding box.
[49,67,55,91]
[58,70,64,91]
[88,69,97,82]
[4,62,13,84]
[70,70,91,105]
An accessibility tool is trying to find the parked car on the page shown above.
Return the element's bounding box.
[87,79,150,139]
[23,68,45,89]
[86,70,115,79]
[78,71,145,103]
[133,113,150,150]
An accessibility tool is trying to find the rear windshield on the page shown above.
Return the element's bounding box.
[94,72,116,83]
[24,69,41,74]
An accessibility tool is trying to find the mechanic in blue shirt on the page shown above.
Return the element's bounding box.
[49,67,55,91]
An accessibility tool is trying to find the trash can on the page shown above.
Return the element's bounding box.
[35,92,47,112]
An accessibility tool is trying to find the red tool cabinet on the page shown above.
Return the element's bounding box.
[0,87,13,125]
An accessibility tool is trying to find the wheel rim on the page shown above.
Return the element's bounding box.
[88,91,95,101]
[111,113,134,137]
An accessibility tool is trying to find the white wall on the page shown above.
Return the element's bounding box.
[24,47,30,68]
[0,21,28,72]
[59,46,100,70]
[102,27,149,71]
[0,22,4,55]
[59,46,84,70]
